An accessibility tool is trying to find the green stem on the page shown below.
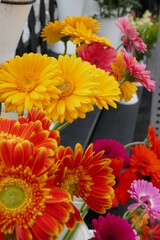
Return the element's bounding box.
[57,121,70,132]
[52,121,61,130]
[124,141,144,149]
[119,78,126,86]
[131,210,146,228]
[63,204,89,240]
[79,202,87,214]
[116,42,124,51]
[123,207,139,221]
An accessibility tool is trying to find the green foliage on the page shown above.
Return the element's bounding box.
[94,0,142,18]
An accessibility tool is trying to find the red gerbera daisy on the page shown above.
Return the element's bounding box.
[0,139,72,239]
[53,143,115,214]
[109,158,137,207]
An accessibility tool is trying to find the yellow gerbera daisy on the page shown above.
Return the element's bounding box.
[47,54,101,123]
[62,21,112,47]
[94,69,121,110]
[111,52,137,102]
[41,20,66,44]
[64,15,100,34]
[0,53,62,115]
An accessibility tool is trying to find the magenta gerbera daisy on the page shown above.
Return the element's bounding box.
[128,180,160,219]
[93,138,130,168]
[90,213,139,240]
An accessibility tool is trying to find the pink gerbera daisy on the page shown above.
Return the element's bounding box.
[128,180,160,219]
[90,213,139,240]
[93,138,130,168]
[116,17,147,54]
[78,42,117,73]
[121,48,155,92]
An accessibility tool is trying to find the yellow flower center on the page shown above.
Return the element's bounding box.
[58,79,74,98]
[17,72,38,92]
[62,173,79,196]
[0,132,23,142]
[60,167,92,198]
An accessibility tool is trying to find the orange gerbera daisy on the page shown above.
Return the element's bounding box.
[130,144,157,176]
[41,20,66,44]
[53,143,115,214]
[111,52,137,102]
[0,116,58,170]
[0,139,72,239]
[130,144,160,187]
[18,107,60,145]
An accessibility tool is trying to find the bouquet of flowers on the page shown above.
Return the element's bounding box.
[0,13,158,239]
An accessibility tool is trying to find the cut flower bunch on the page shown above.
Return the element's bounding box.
[0,14,157,239]
[129,10,159,61]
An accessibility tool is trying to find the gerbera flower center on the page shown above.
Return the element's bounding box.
[0,132,23,142]
[17,72,37,92]
[60,167,92,198]
[62,172,79,196]
[140,195,152,207]
[0,185,25,209]
[58,79,74,98]
[0,167,51,234]
[0,177,32,213]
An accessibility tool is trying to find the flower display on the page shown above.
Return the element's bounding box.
[0,11,158,240]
